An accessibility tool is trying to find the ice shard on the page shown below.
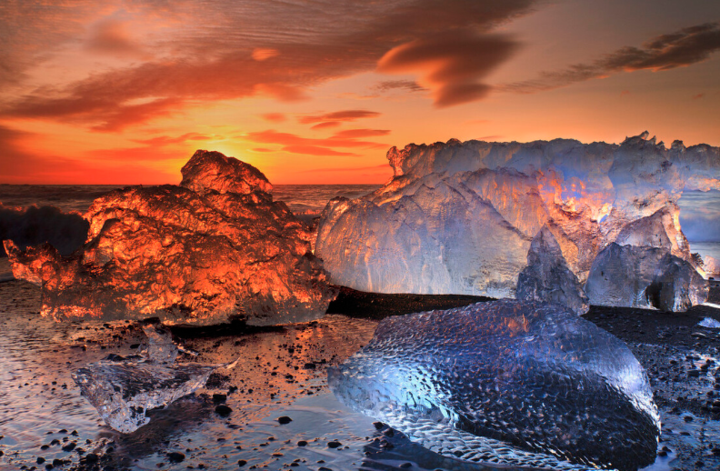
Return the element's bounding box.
[329,299,660,471]
[316,133,717,310]
[4,150,336,326]
[516,226,588,314]
[72,356,217,433]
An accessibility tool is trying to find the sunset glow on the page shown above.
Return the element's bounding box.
[1,1,719,185]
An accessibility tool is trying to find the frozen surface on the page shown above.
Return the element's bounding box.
[329,299,661,471]
[3,150,336,325]
[516,226,588,314]
[317,133,717,309]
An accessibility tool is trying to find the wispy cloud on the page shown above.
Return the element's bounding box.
[377,30,520,107]
[503,22,720,94]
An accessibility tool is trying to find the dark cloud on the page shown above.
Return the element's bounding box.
[377,30,520,107]
[298,110,381,124]
[0,0,537,128]
[504,22,720,94]
[373,80,427,92]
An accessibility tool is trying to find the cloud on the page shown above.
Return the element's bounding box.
[85,17,146,58]
[377,30,520,107]
[504,22,720,94]
[0,0,537,129]
[310,122,341,130]
[260,113,286,122]
[281,145,358,156]
[373,80,427,92]
[132,132,209,146]
[245,129,387,149]
[331,129,390,139]
[298,110,381,124]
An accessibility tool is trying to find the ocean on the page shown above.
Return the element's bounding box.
[1,183,718,260]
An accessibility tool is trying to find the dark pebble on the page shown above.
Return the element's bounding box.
[684,415,693,422]
[318,468,333,471]
[85,453,99,463]
[167,452,185,463]
[373,422,384,430]
[215,405,232,417]
[61,442,76,452]
[237,460,247,467]
[212,394,227,404]
[277,416,292,425]
[327,440,342,449]
[297,441,307,447]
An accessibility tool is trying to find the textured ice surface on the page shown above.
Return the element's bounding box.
[586,244,708,311]
[317,133,716,309]
[329,299,660,471]
[72,356,217,433]
[698,317,720,328]
[4,150,336,326]
[516,226,588,314]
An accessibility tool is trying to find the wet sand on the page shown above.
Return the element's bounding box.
[0,277,719,471]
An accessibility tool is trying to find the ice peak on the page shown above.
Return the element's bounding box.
[180,150,272,195]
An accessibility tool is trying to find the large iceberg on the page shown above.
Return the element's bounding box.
[329,299,660,470]
[4,150,336,326]
[316,132,716,310]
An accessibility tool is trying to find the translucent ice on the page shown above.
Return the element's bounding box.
[72,356,217,433]
[698,317,720,329]
[72,321,222,433]
[4,150,336,326]
[516,226,588,314]
[329,299,660,471]
[317,133,717,309]
[585,243,708,311]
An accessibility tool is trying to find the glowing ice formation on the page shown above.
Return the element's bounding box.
[316,132,716,310]
[72,324,216,433]
[4,150,336,326]
[329,299,660,471]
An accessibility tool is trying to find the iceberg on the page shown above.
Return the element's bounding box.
[4,150,336,326]
[316,133,717,310]
[329,299,660,471]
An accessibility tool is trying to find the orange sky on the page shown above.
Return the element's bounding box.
[1,0,719,185]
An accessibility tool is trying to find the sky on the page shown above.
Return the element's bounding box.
[0,0,719,185]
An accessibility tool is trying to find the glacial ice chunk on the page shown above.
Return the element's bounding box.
[516,226,588,314]
[316,133,717,310]
[585,243,708,311]
[72,356,217,433]
[4,150,336,326]
[329,299,660,471]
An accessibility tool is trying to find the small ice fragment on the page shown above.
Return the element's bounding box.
[698,317,720,329]
[72,358,217,433]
